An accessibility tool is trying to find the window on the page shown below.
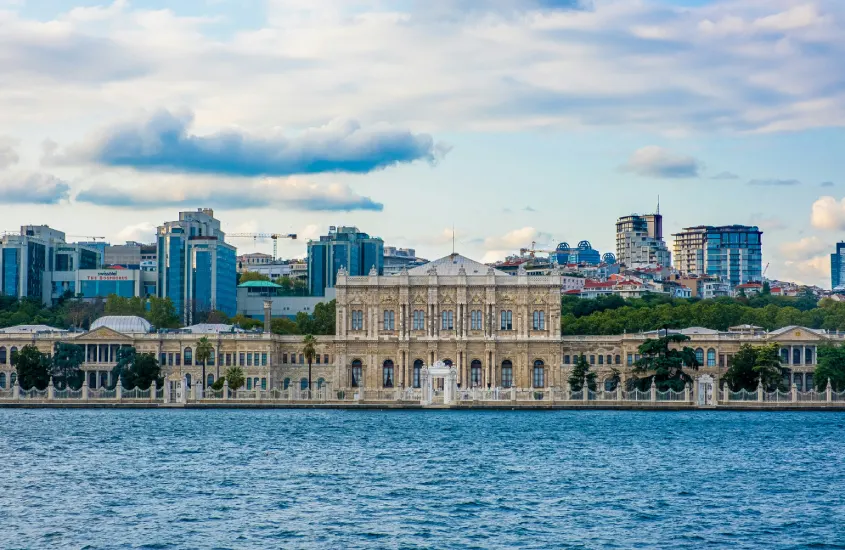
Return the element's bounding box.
[471,360,482,387]
[316,355,321,365]
[441,310,454,330]
[598,355,604,365]
[283,378,291,390]
[226,353,232,367]
[283,353,288,364]
[253,352,260,366]
[351,360,362,388]
[240,352,246,366]
[10,372,16,386]
[805,347,814,365]
[627,353,633,366]
[0,372,5,388]
[589,355,595,365]
[501,360,513,388]
[793,348,801,365]
[300,378,308,391]
[412,310,425,330]
[247,353,252,366]
[533,360,545,388]
[780,348,789,364]
[471,310,482,331]
[262,378,267,390]
[184,347,192,366]
[564,355,570,364]
[695,348,704,365]
[351,310,364,331]
[299,354,304,365]
[208,350,215,366]
[324,354,329,364]
[413,359,423,388]
[160,353,167,366]
[383,360,395,388]
[175,353,181,366]
[606,355,612,365]
[0,347,6,364]
[604,377,618,391]
[500,310,513,330]
[383,310,395,330]
[185,373,192,388]
[207,374,214,387]
[615,355,621,365]
[532,311,545,330]
[168,353,173,366]
[707,348,716,367]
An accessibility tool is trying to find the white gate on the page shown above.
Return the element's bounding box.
[697,374,714,406]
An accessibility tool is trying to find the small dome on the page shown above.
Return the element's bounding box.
[90,316,152,334]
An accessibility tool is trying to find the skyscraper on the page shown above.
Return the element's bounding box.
[157,209,237,323]
[308,226,384,297]
[615,213,671,268]
[672,225,763,287]
[831,242,845,290]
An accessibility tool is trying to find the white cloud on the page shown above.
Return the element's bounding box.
[0,137,19,169]
[811,196,845,230]
[483,226,550,250]
[781,255,830,287]
[115,221,156,244]
[779,236,828,260]
[621,146,702,179]
[0,172,70,204]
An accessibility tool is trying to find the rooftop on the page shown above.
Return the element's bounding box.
[407,253,507,276]
[238,280,283,288]
[0,324,66,334]
[90,316,152,334]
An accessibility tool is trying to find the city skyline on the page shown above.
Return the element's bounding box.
[1,0,843,287]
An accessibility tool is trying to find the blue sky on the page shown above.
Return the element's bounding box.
[0,0,843,286]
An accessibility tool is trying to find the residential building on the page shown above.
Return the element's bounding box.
[307,226,384,297]
[832,242,845,290]
[383,247,427,275]
[236,281,336,319]
[157,208,237,323]
[237,252,274,273]
[672,225,763,287]
[616,213,671,268]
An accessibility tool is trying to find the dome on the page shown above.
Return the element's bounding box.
[90,316,152,334]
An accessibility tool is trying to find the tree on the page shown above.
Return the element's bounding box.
[296,300,336,335]
[52,342,85,389]
[225,366,245,391]
[271,317,299,335]
[752,343,786,391]
[111,347,163,389]
[633,334,699,391]
[148,296,180,329]
[230,314,262,330]
[239,271,272,284]
[211,377,226,391]
[722,343,758,391]
[303,334,316,395]
[13,345,51,390]
[104,295,145,317]
[761,281,771,295]
[567,355,597,391]
[195,336,213,390]
[816,344,845,391]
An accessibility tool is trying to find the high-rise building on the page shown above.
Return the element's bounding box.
[157,208,237,323]
[615,213,671,268]
[831,242,845,290]
[308,226,384,297]
[672,225,763,287]
[383,247,427,275]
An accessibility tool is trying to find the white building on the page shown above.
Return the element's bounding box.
[615,213,671,268]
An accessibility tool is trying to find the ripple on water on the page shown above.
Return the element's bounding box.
[0,410,844,549]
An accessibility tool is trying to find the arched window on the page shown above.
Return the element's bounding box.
[501,360,513,388]
[793,348,802,365]
[0,346,6,364]
[695,348,704,365]
[246,378,252,390]
[805,347,814,365]
[806,373,814,390]
[532,360,545,388]
[317,378,325,389]
[413,359,423,388]
[604,377,618,391]
[184,347,193,366]
[780,348,789,364]
[383,360,395,388]
[470,359,482,387]
[185,373,192,388]
[707,348,716,367]
[0,372,5,388]
[207,374,214,387]
[300,378,308,390]
[443,359,453,367]
[10,347,18,364]
[615,355,621,365]
[793,373,803,390]
[351,359,362,388]
[283,377,291,390]
[10,372,16,386]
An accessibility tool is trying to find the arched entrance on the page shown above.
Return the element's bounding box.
[420,361,458,405]
[697,374,715,406]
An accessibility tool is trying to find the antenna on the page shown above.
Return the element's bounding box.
[657,195,660,215]
[452,225,455,255]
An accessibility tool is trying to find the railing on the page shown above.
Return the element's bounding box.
[625,389,651,401]
[832,390,845,402]
[657,389,685,401]
[797,391,823,402]
[728,389,758,402]
[596,390,617,401]
[21,388,47,399]
[122,387,151,399]
[569,389,583,400]
[765,390,791,402]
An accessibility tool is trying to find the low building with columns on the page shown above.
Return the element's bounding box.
[0,253,834,393]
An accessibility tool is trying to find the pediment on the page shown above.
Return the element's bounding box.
[76,326,131,341]
[470,294,483,304]
[768,326,825,342]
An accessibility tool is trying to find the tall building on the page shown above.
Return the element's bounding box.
[383,247,427,275]
[157,208,237,323]
[307,226,384,297]
[554,241,605,266]
[672,225,763,287]
[615,213,671,268]
[831,242,845,290]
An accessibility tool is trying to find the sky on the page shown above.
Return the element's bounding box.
[1,0,843,286]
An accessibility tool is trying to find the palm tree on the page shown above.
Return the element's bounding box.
[303,334,316,397]
[195,336,214,391]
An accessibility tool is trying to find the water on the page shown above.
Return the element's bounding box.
[1,410,844,549]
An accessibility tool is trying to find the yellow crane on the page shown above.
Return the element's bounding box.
[228,233,297,261]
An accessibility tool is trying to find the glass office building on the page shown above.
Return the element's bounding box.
[308,226,384,297]
[672,225,763,287]
[832,242,845,290]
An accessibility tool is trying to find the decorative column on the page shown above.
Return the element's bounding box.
[791,383,797,403]
[757,379,763,402]
[827,378,832,402]
[116,378,123,401]
[81,378,88,401]
[684,383,691,403]
[47,377,54,400]
[150,382,157,403]
[617,383,623,402]
[163,380,171,403]
[650,378,656,402]
[223,380,229,400]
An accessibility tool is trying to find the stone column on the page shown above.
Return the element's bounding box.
[150,381,157,403]
[81,378,88,401]
[685,383,691,403]
[617,384,623,402]
[223,380,229,400]
[47,377,54,400]
[827,378,832,402]
[757,380,763,402]
[791,383,798,402]
[164,380,171,403]
[116,378,123,401]
[650,378,657,402]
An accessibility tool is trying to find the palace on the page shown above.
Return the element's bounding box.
[0,253,832,394]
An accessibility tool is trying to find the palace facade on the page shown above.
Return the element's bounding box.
[0,254,832,393]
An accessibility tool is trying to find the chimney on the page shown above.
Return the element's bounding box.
[263,300,272,332]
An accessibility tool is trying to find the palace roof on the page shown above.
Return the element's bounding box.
[406,253,507,277]
[90,316,151,334]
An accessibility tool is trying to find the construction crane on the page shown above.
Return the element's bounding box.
[763,262,770,278]
[519,241,560,259]
[228,233,297,261]
[68,235,106,242]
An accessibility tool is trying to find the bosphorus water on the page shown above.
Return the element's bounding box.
[1,409,843,549]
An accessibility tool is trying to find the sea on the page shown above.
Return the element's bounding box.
[0,409,843,549]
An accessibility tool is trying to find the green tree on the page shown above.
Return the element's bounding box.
[303,334,316,394]
[633,334,699,391]
[239,271,272,284]
[567,355,597,391]
[195,336,213,389]
[51,342,85,389]
[295,300,336,335]
[752,343,787,391]
[271,317,299,335]
[104,295,146,317]
[722,343,759,391]
[111,347,163,389]
[230,314,262,330]
[211,377,226,391]
[148,296,180,328]
[815,344,845,391]
[13,345,51,390]
[225,366,245,390]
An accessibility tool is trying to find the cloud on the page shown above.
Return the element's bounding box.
[115,221,156,244]
[811,196,845,230]
[821,181,836,187]
[748,178,801,186]
[484,226,552,249]
[621,146,701,179]
[75,176,384,211]
[48,109,447,177]
[0,138,20,169]
[523,206,537,212]
[749,214,787,232]
[710,171,739,180]
[0,172,70,204]
[779,236,829,260]
[781,255,830,288]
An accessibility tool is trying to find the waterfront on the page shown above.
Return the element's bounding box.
[1,411,843,549]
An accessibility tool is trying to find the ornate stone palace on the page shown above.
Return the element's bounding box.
[0,254,832,393]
